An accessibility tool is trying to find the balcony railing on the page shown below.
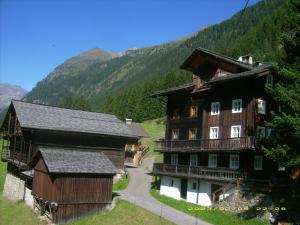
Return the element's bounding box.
[153,163,246,181]
[156,136,256,152]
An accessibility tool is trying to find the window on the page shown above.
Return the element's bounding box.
[190,106,198,117]
[171,154,178,165]
[210,127,219,139]
[254,156,263,171]
[258,99,266,114]
[189,128,197,140]
[192,182,197,190]
[231,125,241,138]
[170,179,174,187]
[172,129,179,140]
[190,154,198,166]
[266,128,274,137]
[208,154,217,168]
[257,126,266,137]
[266,75,273,86]
[172,108,180,119]
[211,102,220,115]
[232,99,242,113]
[278,164,286,171]
[230,154,239,169]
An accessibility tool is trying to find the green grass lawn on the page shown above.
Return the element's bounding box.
[150,188,268,225]
[0,162,7,193]
[113,173,129,191]
[140,118,165,158]
[0,196,47,225]
[67,198,174,225]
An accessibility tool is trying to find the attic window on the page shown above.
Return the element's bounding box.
[232,99,242,113]
[190,106,198,117]
[266,75,273,86]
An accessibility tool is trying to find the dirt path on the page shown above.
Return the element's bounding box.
[118,157,212,225]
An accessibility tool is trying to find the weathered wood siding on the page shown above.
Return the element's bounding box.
[32,158,114,224]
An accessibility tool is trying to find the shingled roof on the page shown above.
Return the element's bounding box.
[127,123,149,138]
[31,146,117,174]
[151,83,194,97]
[11,100,137,138]
[205,65,272,85]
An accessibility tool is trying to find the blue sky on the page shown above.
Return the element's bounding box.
[0,0,258,91]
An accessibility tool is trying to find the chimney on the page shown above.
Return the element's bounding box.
[238,55,253,65]
[125,118,132,124]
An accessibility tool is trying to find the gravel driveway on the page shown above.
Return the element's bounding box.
[118,157,212,225]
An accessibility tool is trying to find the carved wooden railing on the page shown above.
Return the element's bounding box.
[156,136,256,152]
[153,163,246,181]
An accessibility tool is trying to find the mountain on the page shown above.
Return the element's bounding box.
[0,83,27,111]
[24,0,288,121]
[25,48,119,103]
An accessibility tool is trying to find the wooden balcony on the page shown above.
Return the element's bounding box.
[153,163,246,181]
[155,136,256,152]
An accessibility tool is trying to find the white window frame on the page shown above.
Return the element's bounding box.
[230,154,239,169]
[257,126,266,137]
[189,128,197,140]
[278,164,286,171]
[232,99,242,113]
[258,99,266,115]
[171,154,178,165]
[190,154,198,166]
[266,75,273,86]
[254,155,263,171]
[208,154,217,168]
[210,126,219,139]
[172,129,179,140]
[231,125,241,138]
[266,127,274,137]
[211,102,220,115]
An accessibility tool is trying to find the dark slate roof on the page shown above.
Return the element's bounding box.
[127,123,149,138]
[36,146,117,174]
[181,47,253,71]
[12,100,137,138]
[205,65,272,85]
[151,83,194,97]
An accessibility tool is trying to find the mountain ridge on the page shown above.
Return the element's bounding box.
[24,0,288,121]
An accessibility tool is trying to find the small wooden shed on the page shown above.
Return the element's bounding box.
[30,146,117,224]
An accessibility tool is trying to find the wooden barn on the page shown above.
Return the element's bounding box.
[30,146,116,224]
[0,100,138,222]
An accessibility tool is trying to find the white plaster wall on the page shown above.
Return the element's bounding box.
[186,179,198,204]
[3,173,25,201]
[24,187,34,208]
[197,180,212,206]
[160,176,181,200]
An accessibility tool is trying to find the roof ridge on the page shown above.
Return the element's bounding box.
[11,99,116,116]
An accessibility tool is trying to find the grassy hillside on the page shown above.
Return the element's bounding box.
[140,118,165,159]
[24,0,287,122]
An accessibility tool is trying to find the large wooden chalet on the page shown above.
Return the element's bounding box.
[0,100,138,223]
[152,48,289,206]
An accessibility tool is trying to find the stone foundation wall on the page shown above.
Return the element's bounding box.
[3,173,34,208]
[3,173,25,201]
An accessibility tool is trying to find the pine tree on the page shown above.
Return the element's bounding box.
[263,0,300,166]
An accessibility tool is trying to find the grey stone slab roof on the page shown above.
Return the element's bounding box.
[37,146,117,174]
[205,65,272,85]
[127,123,149,138]
[12,100,137,138]
[151,83,194,97]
